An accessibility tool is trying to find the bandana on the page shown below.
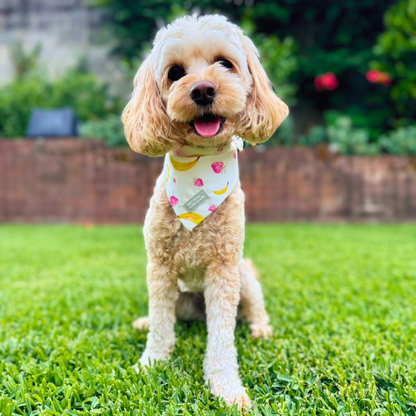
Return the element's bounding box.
[164,137,244,231]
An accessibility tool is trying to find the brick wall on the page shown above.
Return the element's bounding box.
[1,139,416,223]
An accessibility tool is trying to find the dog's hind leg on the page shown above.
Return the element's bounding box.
[238,259,273,339]
[175,292,206,321]
[133,292,205,331]
[133,316,150,331]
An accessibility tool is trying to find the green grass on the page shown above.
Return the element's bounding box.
[1,224,416,415]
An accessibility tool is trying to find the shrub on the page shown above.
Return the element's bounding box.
[371,0,416,127]
[267,116,295,147]
[9,40,41,79]
[297,118,416,156]
[79,115,127,148]
[326,117,380,156]
[298,117,380,155]
[298,126,327,147]
[378,127,416,155]
[247,29,298,103]
[0,69,120,137]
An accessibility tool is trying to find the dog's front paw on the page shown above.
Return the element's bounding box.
[136,349,170,371]
[212,385,252,410]
[133,316,150,331]
[250,322,273,339]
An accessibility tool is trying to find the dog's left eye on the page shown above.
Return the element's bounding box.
[217,58,233,70]
[168,65,186,81]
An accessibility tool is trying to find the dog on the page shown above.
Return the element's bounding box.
[122,14,288,410]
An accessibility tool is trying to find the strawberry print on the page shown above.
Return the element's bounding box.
[211,161,224,174]
[193,177,204,187]
[233,153,236,159]
[208,204,217,212]
[170,195,178,207]
[173,178,177,183]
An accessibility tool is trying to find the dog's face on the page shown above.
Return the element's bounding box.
[123,15,288,156]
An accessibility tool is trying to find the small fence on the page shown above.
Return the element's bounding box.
[1,138,416,223]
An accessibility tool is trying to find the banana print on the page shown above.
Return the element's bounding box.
[170,156,200,171]
[166,164,170,182]
[213,182,229,195]
[178,212,204,225]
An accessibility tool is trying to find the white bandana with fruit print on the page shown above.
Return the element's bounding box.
[164,137,244,231]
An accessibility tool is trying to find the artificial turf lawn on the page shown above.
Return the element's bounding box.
[0,225,416,415]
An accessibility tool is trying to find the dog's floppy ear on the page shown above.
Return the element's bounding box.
[237,36,289,144]
[122,56,174,156]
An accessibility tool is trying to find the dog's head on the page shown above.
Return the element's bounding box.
[122,15,288,156]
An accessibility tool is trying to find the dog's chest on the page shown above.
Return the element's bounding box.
[178,267,206,293]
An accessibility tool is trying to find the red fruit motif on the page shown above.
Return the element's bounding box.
[173,178,177,183]
[170,195,178,207]
[233,153,236,159]
[314,72,339,91]
[211,161,224,174]
[208,204,217,212]
[193,178,204,187]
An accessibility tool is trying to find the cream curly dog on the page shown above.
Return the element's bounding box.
[122,14,288,410]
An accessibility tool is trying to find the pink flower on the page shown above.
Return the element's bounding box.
[378,72,391,86]
[193,178,204,187]
[366,69,391,86]
[170,195,178,207]
[208,204,217,212]
[366,69,380,83]
[314,72,339,91]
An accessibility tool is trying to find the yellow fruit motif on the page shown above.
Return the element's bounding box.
[213,182,229,195]
[166,164,170,182]
[178,212,204,225]
[170,156,200,171]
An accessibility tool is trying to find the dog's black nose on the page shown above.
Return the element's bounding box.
[190,81,216,106]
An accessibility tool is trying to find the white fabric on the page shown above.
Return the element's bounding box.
[164,137,244,230]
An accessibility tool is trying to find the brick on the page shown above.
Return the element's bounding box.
[1,139,416,223]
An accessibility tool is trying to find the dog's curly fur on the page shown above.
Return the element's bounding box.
[123,14,288,410]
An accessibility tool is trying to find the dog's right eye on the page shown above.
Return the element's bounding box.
[217,58,233,70]
[168,65,186,81]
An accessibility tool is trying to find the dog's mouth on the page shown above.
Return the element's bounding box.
[188,115,226,137]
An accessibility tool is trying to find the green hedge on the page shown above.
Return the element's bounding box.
[0,69,121,137]
[94,0,415,138]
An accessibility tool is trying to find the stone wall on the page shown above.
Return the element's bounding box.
[1,139,416,223]
[0,0,120,86]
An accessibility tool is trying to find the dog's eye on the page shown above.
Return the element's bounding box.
[168,65,186,81]
[217,58,233,70]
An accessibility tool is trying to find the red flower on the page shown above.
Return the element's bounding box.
[378,72,391,86]
[366,69,391,86]
[314,72,339,91]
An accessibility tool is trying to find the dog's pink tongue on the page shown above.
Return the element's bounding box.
[194,116,221,137]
